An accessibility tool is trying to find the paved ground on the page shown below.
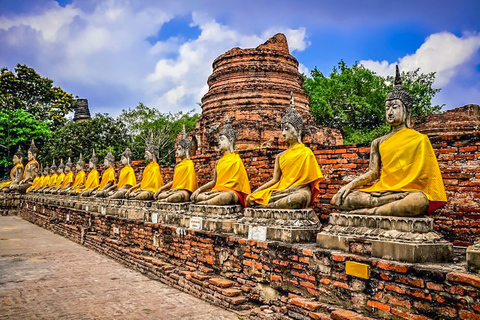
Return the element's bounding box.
[0,216,239,320]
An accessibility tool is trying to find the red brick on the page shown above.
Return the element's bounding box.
[271,274,282,282]
[332,254,346,262]
[299,281,317,290]
[331,309,374,320]
[319,278,331,285]
[333,281,349,290]
[459,146,477,152]
[222,288,242,297]
[208,278,234,288]
[391,308,432,320]
[386,294,411,308]
[447,272,480,289]
[367,300,391,312]
[308,311,330,320]
[385,283,406,294]
[377,260,408,273]
[438,307,458,318]
[395,276,425,288]
[426,282,445,291]
[302,248,314,256]
[459,309,480,320]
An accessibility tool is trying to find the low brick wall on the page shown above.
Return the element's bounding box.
[17,200,480,320]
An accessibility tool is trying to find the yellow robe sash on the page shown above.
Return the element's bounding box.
[26,176,41,192]
[212,152,251,206]
[71,171,86,191]
[99,167,115,190]
[0,163,23,187]
[23,160,39,179]
[41,175,51,188]
[138,161,163,192]
[117,166,136,190]
[47,173,58,187]
[77,169,99,192]
[360,127,447,213]
[250,143,324,206]
[172,158,197,193]
[60,171,74,189]
[54,173,65,188]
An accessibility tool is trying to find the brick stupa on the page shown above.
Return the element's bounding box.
[190,33,342,154]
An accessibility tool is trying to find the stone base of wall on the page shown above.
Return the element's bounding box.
[11,196,480,320]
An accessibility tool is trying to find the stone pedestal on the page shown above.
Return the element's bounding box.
[150,202,190,225]
[467,244,480,273]
[317,213,453,263]
[0,192,22,215]
[234,208,320,243]
[179,204,243,233]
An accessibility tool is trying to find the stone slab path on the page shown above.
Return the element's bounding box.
[0,216,239,320]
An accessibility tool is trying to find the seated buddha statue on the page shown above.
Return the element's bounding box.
[91,150,116,197]
[31,165,49,193]
[38,161,57,193]
[62,154,86,195]
[155,127,197,203]
[106,147,137,199]
[126,133,163,200]
[46,159,65,193]
[248,93,324,209]
[331,66,447,217]
[190,118,251,206]
[0,146,24,192]
[78,150,101,197]
[13,140,40,193]
[54,158,74,193]
[26,164,43,193]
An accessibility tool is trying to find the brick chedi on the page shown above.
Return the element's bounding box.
[191,33,343,154]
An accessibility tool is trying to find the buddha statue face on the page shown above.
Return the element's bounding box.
[218,135,233,152]
[76,163,82,171]
[27,150,35,161]
[176,145,186,159]
[104,158,112,167]
[282,123,300,144]
[144,150,153,162]
[65,165,72,173]
[120,155,128,166]
[50,167,56,174]
[13,155,21,164]
[385,99,406,127]
[57,166,64,174]
[89,160,95,169]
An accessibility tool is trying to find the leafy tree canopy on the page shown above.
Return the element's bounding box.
[303,60,443,144]
[0,64,75,127]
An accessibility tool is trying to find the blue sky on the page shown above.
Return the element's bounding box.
[0,0,479,116]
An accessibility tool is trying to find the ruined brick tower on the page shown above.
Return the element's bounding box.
[191,33,342,154]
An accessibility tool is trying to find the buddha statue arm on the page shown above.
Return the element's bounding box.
[154,181,173,199]
[332,138,382,207]
[246,153,282,205]
[190,168,217,202]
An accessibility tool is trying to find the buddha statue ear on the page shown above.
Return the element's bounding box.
[404,105,412,128]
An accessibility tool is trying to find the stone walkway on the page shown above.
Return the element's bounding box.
[0,216,239,320]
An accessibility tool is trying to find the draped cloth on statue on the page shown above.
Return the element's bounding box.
[76,169,99,192]
[47,174,58,187]
[212,152,251,206]
[117,166,136,190]
[26,176,41,193]
[0,164,24,187]
[360,127,447,213]
[60,171,74,189]
[99,168,115,190]
[171,158,197,193]
[23,160,39,179]
[71,171,86,192]
[137,162,163,192]
[249,143,324,206]
[40,175,50,188]
[54,173,65,188]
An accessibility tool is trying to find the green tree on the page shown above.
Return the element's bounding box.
[42,114,130,165]
[118,103,199,164]
[303,61,443,144]
[0,64,75,127]
[0,109,51,177]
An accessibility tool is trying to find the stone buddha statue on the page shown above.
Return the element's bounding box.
[190,118,251,206]
[92,150,116,197]
[248,93,324,209]
[63,154,87,195]
[126,133,164,200]
[54,158,74,193]
[106,147,137,199]
[78,150,101,197]
[40,160,58,193]
[13,140,40,192]
[31,165,49,193]
[155,127,197,203]
[0,146,24,192]
[331,66,447,217]
[26,163,43,193]
[48,159,65,193]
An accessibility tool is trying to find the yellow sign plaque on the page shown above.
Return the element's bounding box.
[345,261,370,279]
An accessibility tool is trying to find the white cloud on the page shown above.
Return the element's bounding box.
[360,32,480,87]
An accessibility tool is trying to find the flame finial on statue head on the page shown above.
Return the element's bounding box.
[14,145,23,158]
[178,124,191,150]
[105,148,115,163]
[145,131,159,161]
[29,139,39,155]
[77,153,85,168]
[386,65,414,110]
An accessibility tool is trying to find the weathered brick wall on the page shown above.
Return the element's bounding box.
[19,202,480,320]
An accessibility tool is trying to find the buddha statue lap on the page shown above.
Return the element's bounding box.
[155,127,197,203]
[190,118,251,206]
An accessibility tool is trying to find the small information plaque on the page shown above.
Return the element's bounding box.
[101,207,106,215]
[66,214,70,222]
[248,225,267,241]
[189,217,203,230]
[85,205,89,212]
[151,212,158,223]
[33,206,36,211]
[113,227,119,234]
[346,261,370,279]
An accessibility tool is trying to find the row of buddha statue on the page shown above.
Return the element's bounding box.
[0,67,447,217]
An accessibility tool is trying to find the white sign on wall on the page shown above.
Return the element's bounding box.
[66,214,70,222]
[189,217,203,231]
[113,227,120,234]
[248,225,267,241]
[151,212,158,223]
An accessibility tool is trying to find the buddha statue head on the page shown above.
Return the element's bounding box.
[50,160,57,174]
[104,149,115,168]
[76,154,85,172]
[89,149,98,169]
[121,147,132,166]
[218,117,236,153]
[385,66,414,128]
[65,157,73,173]
[176,125,191,159]
[28,139,39,161]
[281,92,303,144]
[13,145,23,164]
[43,164,49,176]
[145,132,159,163]
[57,159,65,174]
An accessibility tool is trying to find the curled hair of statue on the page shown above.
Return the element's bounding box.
[178,124,191,150]
[105,148,115,163]
[58,158,65,169]
[145,131,160,161]
[281,92,303,134]
[219,116,236,144]
[386,65,415,111]
[29,139,39,155]
[77,153,85,168]
[90,149,99,165]
[121,147,133,160]
[14,145,23,158]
